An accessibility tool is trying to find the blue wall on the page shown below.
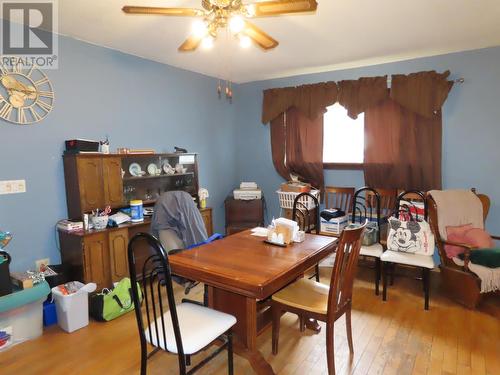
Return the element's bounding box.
[233,46,500,235]
[0,36,236,271]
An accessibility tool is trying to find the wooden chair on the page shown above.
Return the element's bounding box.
[428,190,500,308]
[128,232,236,375]
[352,187,384,295]
[366,188,398,218]
[381,190,434,310]
[271,223,366,375]
[324,186,355,213]
[292,192,321,282]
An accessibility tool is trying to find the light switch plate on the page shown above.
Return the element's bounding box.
[0,180,26,195]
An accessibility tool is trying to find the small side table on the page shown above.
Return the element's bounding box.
[224,197,264,235]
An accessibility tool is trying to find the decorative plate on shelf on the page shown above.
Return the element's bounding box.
[129,163,144,177]
[147,163,160,176]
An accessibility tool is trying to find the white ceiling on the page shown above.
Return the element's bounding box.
[58,0,500,83]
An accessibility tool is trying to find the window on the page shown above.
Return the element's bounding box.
[323,103,364,165]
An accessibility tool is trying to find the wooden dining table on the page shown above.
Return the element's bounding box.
[169,229,338,374]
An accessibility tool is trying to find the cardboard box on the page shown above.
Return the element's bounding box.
[320,215,349,235]
[280,182,311,193]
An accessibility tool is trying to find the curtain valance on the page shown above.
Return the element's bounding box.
[262,70,454,123]
[390,70,454,118]
[337,76,389,119]
[262,82,338,124]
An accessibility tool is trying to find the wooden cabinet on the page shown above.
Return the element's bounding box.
[83,233,111,289]
[59,213,212,289]
[200,207,213,237]
[63,153,200,219]
[102,157,124,208]
[64,155,123,219]
[108,229,129,283]
[225,197,264,235]
[76,157,104,215]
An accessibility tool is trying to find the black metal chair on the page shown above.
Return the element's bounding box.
[381,190,434,310]
[292,192,321,281]
[351,187,383,295]
[128,232,236,375]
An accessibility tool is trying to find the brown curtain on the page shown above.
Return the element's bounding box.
[285,107,325,191]
[337,76,389,119]
[364,98,442,191]
[262,82,338,124]
[390,70,454,118]
[270,113,291,181]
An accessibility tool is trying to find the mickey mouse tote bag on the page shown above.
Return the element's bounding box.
[387,217,435,256]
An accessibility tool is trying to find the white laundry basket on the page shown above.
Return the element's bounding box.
[52,282,92,333]
[277,189,320,209]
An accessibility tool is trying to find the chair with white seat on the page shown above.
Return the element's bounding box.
[128,232,236,375]
[352,187,384,295]
[381,190,434,310]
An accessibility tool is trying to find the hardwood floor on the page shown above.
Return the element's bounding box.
[1,267,498,375]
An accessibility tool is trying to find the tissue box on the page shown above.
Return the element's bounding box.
[320,215,348,235]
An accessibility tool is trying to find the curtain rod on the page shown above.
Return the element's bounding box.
[386,77,464,84]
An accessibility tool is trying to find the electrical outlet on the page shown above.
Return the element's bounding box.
[35,258,50,272]
[0,180,26,195]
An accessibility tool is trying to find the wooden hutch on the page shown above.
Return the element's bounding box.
[58,152,212,289]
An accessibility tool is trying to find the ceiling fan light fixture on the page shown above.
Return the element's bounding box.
[244,4,256,17]
[239,35,251,48]
[192,20,209,38]
[201,35,215,49]
[229,15,245,34]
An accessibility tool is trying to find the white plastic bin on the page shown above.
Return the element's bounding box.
[0,281,50,351]
[52,282,90,333]
[0,299,45,350]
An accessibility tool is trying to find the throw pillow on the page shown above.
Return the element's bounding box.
[444,224,473,258]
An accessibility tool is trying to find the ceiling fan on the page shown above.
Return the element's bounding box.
[122,0,318,52]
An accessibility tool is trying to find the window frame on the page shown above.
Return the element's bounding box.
[323,162,364,170]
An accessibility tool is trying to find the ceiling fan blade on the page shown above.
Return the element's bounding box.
[242,21,278,50]
[122,6,204,17]
[245,0,318,17]
[178,36,203,52]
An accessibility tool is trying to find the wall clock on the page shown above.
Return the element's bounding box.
[0,58,54,125]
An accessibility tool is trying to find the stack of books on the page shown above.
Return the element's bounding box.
[57,219,84,232]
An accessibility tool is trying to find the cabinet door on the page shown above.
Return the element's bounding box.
[77,157,104,213]
[200,208,213,236]
[109,229,129,283]
[102,157,124,207]
[83,233,111,289]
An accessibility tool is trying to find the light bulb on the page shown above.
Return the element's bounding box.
[229,15,245,34]
[245,4,256,17]
[239,35,251,48]
[192,20,208,38]
[201,35,214,50]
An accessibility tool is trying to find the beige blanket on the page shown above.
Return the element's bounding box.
[429,189,499,293]
[428,189,484,240]
[452,257,500,293]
